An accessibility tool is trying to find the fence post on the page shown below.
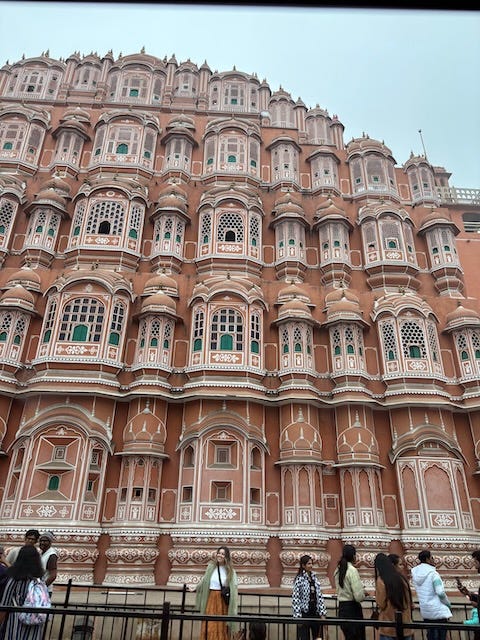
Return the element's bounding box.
[57,578,73,640]
[394,610,405,640]
[160,601,171,640]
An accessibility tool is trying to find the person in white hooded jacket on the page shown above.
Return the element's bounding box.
[411,549,451,640]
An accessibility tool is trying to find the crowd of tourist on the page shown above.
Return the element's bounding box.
[0,533,479,640]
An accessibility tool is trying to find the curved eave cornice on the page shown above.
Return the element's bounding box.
[269,212,309,228]
[114,450,169,459]
[333,461,384,469]
[135,307,181,322]
[160,129,198,146]
[150,205,190,222]
[321,314,370,329]
[271,314,321,327]
[313,213,353,231]
[389,428,465,463]
[265,136,302,152]
[52,122,91,141]
[274,458,325,467]
[418,219,460,236]
[305,147,341,163]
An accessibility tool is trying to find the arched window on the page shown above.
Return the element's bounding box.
[211,309,243,351]
[48,475,60,491]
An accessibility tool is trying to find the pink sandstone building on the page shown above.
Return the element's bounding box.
[0,49,479,591]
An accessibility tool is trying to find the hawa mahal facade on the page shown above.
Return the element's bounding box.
[0,49,479,591]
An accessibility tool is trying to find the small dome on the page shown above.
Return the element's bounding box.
[337,416,380,464]
[419,208,459,234]
[277,284,312,306]
[143,273,178,297]
[272,192,305,219]
[166,113,196,130]
[6,268,41,292]
[154,185,189,216]
[141,292,177,314]
[33,187,67,209]
[346,135,394,160]
[122,406,167,455]
[323,290,367,327]
[314,198,350,226]
[324,288,359,306]
[41,175,71,196]
[61,105,91,123]
[0,285,35,311]
[445,303,480,331]
[278,298,313,321]
[280,409,323,462]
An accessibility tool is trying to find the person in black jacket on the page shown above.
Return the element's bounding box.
[457,549,480,640]
[292,554,327,640]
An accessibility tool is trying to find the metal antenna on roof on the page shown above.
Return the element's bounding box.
[418,129,428,160]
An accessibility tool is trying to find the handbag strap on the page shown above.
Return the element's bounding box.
[217,565,223,587]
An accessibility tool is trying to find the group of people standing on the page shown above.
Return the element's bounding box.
[195,543,480,640]
[0,529,58,639]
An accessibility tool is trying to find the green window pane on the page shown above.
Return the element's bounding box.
[72,324,88,341]
[108,332,119,345]
[48,475,60,490]
[220,334,233,350]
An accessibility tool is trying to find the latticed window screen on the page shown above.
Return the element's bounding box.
[59,298,105,342]
[163,322,173,349]
[219,135,246,164]
[472,331,480,358]
[71,201,86,237]
[193,310,204,351]
[0,312,12,339]
[427,322,440,362]
[381,321,398,360]
[0,199,15,236]
[42,298,57,343]
[106,125,140,155]
[400,320,427,359]
[380,220,403,251]
[293,326,303,352]
[110,302,125,332]
[0,121,26,153]
[210,309,243,350]
[86,200,125,235]
[217,212,244,242]
[13,317,26,344]
[200,213,211,244]
[249,215,260,247]
[250,313,261,353]
[129,204,144,239]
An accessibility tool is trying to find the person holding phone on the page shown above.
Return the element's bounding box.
[457,550,480,640]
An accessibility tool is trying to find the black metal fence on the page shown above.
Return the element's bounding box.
[0,581,477,640]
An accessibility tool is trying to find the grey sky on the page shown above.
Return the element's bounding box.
[1,3,479,188]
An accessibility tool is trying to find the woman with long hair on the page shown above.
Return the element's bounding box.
[195,545,239,640]
[334,544,367,640]
[292,554,327,640]
[0,544,45,639]
[374,552,413,640]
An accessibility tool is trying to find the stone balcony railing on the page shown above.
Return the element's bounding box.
[436,186,480,206]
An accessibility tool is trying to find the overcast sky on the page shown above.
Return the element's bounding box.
[0,3,479,188]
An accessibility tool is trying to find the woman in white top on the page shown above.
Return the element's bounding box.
[195,545,239,640]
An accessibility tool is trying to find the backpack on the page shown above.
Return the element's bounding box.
[16,578,51,625]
